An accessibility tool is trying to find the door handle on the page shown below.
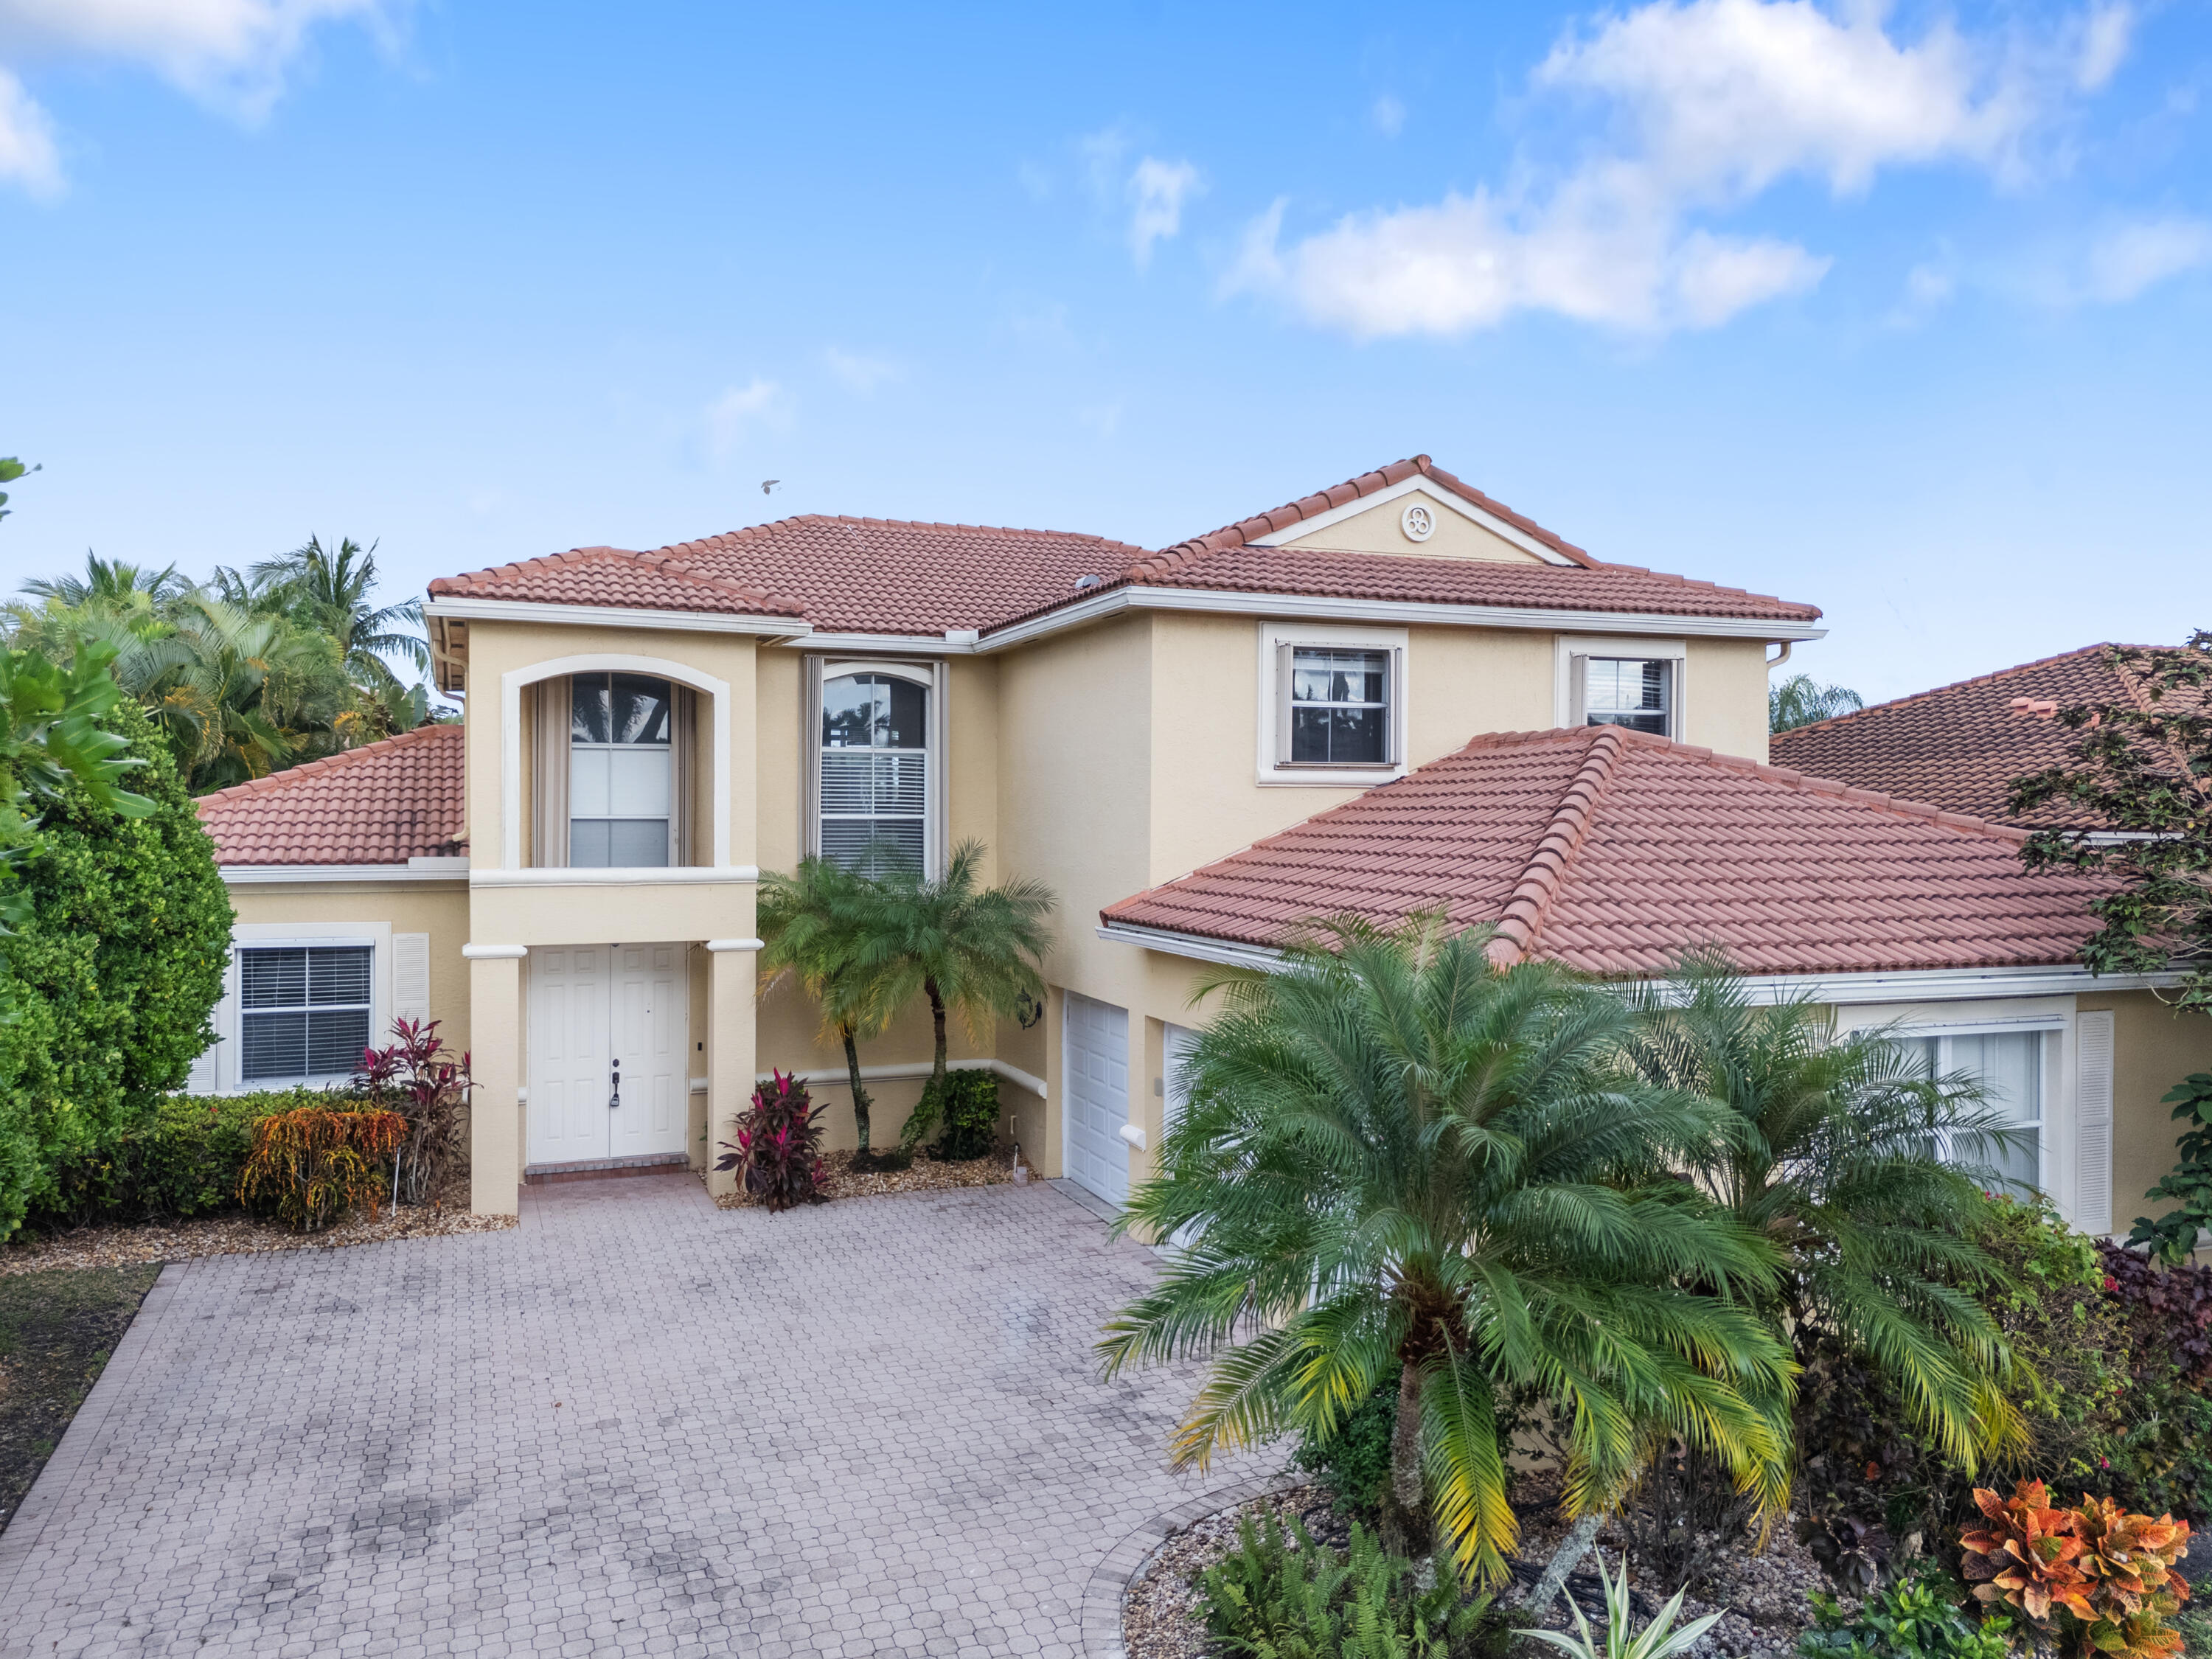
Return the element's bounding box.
[609,1057,621,1111]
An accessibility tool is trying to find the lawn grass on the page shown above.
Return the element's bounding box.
[0,1263,160,1532]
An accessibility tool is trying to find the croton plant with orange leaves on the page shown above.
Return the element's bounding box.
[1959,1480,2194,1659]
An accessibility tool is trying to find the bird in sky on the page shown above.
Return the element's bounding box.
[761,479,779,495]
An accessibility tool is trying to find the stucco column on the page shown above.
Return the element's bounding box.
[704,939,760,1200]
[465,945,526,1216]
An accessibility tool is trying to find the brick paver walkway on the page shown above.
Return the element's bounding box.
[0,1174,1262,1658]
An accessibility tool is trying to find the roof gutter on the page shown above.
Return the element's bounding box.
[422,597,814,639]
[1096,921,2182,1006]
[979,585,1826,653]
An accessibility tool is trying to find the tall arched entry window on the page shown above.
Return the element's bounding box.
[808,661,941,874]
[527,670,696,869]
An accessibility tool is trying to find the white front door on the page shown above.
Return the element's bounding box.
[527,944,688,1167]
[1063,992,1130,1206]
[609,943,686,1160]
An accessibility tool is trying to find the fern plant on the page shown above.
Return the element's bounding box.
[1194,1511,1489,1659]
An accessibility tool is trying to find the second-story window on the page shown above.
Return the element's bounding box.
[571,672,672,867]
[1581,657,1674,735]
[819,669,929,872]
[1290,647,1391,764]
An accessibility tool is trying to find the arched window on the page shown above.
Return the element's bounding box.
[815,664,933,872]
[570,671,674,866]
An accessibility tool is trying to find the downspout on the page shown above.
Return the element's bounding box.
[1766,640,1792,670]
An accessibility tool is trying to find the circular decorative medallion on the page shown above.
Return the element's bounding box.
[1400,501,1436,543]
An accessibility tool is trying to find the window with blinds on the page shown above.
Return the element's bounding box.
[820,671,928,872]
[1902,1030,2045,1195]
[1581,658,1673,735]
[240,945,374,1082]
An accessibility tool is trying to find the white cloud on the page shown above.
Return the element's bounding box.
[0,0,392,116]
[822,347,900,395]
[2081,216,2212,302]
[703,378,789,462]
[0,65,60,196]
[1234,0,2132,338]
[1127,155,1201,267]
[1371,94,1405,138]
[2076,2,2132,91]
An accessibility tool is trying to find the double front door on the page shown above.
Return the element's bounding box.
[526,943,688,1166]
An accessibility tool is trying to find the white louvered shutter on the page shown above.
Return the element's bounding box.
[2076,1010,2115,1236]
[188,951,238,1093]
[394,933,432,1037]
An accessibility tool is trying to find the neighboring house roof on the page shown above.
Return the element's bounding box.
[426,456,1821,638]
[1100,725,2107,978]
[1769,644,2168,830]
[195,724,467,866]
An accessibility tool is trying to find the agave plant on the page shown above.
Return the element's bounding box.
[1520,1550,1723,1659]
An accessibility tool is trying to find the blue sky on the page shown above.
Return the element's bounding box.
[0,0,2205,703]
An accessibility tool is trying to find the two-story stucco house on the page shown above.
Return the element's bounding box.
[190,456,2212,1238]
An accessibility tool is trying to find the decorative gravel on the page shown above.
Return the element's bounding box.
[713,1146,1017,1208]
[1124,1475,1830,1659]
[0,1205,516,1279]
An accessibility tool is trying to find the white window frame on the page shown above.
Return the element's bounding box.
[804,658,947,877]
[567,670,677,869]
[1255,620,1409,786]
[1554,635,1687,739]
[200,921,394,1093]
[1835,998,2076,1222]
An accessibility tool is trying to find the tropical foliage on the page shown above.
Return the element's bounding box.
[0,641,154,925]
[0,696,231,1243]
[1771,673,1867,731]
[1624,957,2023,1478]
[2011,633,2212,1013]
[1960,1480,2193,1659]
[236,1105,406,1232]
[6,538,441,794]
[716,1071,828,1212]
[1522,1550,1724,1659]
[0,454,35,523]
[2129,1072,2212,1266]
[1099,914,1795,1588]
[352,1018,473,1206]
[757,855,897,1152]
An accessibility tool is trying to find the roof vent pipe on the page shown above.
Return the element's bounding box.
[1074,574,1105,591]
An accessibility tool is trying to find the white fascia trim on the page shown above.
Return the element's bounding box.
[1246,474,1579,567]
[705,937,765,951]
[1098,922,1286,974]
[784,631,973,656]
[221,863,467,885]
[755,1057,1048,1099]
[1099,922,2180,1008]
[978,585,1826,653]
[462,943,529,960]
[425,597,812,638]
[470,866,760,888]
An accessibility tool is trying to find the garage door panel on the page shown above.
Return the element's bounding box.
[1063,992,1129,1206]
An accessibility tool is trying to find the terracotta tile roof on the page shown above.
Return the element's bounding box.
[427,545,807,618]
[424,456,1820,637]
[1769,644,2176,830]
[1101,726,2108,978]
[195,724,467,867]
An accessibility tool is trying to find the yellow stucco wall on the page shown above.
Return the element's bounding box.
[1687,639,1774,764]
[2079,990,2212,1228]
[1279,493,1544,563]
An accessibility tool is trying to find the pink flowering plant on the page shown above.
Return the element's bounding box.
[717,1071,827,1213]
[351,1018,473,1206]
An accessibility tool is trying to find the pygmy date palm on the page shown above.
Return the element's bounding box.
[1099,914,1795,1588]
[757,855,898,1151]
[1624,953,2025,1472]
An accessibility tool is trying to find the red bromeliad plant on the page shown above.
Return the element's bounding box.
[352,1018,473,1206]
[1960,1481,2194,1659]
[716,1071,826,1213]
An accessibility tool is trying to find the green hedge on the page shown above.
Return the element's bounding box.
[20,1091,338,1233]
[0,699,232,1242]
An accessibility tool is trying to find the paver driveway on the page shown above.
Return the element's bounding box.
[0,1173,1262,1658]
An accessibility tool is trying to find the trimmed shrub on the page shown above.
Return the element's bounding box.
[716,1071,826,1212]
[0,698,230,1242]
[933,1068,1000,1161]
[236,1106,405,1232]
[24,1089,331,1231]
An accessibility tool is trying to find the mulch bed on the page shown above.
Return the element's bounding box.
[0,1204,516,1280]
[1124,1473,1831,1659]
[713,1147,1018,1208]
[0,1263,161,1533]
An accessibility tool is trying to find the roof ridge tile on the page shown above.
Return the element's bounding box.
[1486,728,1626,967]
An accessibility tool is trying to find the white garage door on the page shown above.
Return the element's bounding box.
[1063,992,1130,1206]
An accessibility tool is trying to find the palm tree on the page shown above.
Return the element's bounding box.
[246,535,428,679]
[124,596,352,790]
[758,856,898,1152]
[19,552,188,611]
[1100,914,1794,1588]
[846,841,1054,1150]
[1769,674,1864,732]
[1622,954,2025,1473]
